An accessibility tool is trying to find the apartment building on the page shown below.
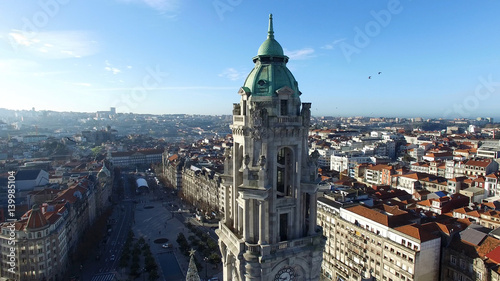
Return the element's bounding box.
[181,165,221,215]
[109,148,163,167]
[365,164,394,186]
[464,159,499,177]
[441,225,500,281]
[318,198,441,281]
[0,204,68,281]
[485,173,500,197]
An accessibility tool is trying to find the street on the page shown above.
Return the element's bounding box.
[81,172,135,281]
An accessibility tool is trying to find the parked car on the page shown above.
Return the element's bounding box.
[110,255,115,261]
[162,243,172,248]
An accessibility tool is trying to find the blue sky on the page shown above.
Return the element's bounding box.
[1,1,500,120]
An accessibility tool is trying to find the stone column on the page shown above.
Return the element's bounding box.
[258,200,267,244]
[243,199,249,240]
[308,192,317,236]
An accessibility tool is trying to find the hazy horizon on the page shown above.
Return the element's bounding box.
[2,1,500,120]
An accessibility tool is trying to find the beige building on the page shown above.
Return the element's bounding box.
[182,165,221,215]
[317,199,441,281]
[0,204,68,281]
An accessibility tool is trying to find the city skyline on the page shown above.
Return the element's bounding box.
[1,1,500,120]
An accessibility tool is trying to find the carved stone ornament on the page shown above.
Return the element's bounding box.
[301,103,311,127]
[259,155,266,169]
[233,103,241,115]
[252,128,262,140]
[243,154,250,168]
[251,108,262,127]
[224,148,231,160]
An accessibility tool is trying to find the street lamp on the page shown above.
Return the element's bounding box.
[204,256,209,280]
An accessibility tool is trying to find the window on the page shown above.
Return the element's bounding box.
[280,99,288,116]
[276,147,292,196]
[279,213,288,241]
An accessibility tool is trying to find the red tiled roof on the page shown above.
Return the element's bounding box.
[346,205,389,226]
[453,207,468,214]
[466,159,493,168]
[486,173,499,179]
[367,164,392,171]
[168,154,179,162]
[395,224,439,242]
[478,236,500,258]
[486,246,500,263]
[26,205,48,230]
[466,210,481,218]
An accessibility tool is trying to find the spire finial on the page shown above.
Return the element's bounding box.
[268,14,274,39]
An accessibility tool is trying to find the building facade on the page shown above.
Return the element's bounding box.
[317,199,441,281]
[216,15,325,281]
[109,149,163,167]
[0,204,68,281]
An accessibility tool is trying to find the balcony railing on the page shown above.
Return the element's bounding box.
[233,116,244,123]
[276,116,301,124]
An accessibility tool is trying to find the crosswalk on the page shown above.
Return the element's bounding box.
[91,272,115,281]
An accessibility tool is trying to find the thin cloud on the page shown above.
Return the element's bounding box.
[218,68,246,81]
[6,30,98,59]
[284,48,315,60]
[321,38,346,50]
[105,66,121,74]
[104,60,122,74]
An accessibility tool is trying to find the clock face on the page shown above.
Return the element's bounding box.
[274,267,295,281]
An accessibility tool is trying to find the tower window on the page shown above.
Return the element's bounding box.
[280,99,288,115]
[277,147,293,197]
[280,213,288,241]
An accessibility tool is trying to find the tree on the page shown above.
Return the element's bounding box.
[148,269,159,281]
[119,254,129,268]
[208,253,221,268]
[91,146,104,158]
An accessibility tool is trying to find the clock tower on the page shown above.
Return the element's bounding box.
[217,14,325,281]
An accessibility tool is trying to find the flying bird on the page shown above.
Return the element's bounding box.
[378,72,382,74]
[368,76,371,79]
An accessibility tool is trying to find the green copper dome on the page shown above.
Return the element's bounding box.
[257,14,284,57]
[242,14,299,98]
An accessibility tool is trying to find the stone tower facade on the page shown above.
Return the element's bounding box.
[216,14,325,281]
